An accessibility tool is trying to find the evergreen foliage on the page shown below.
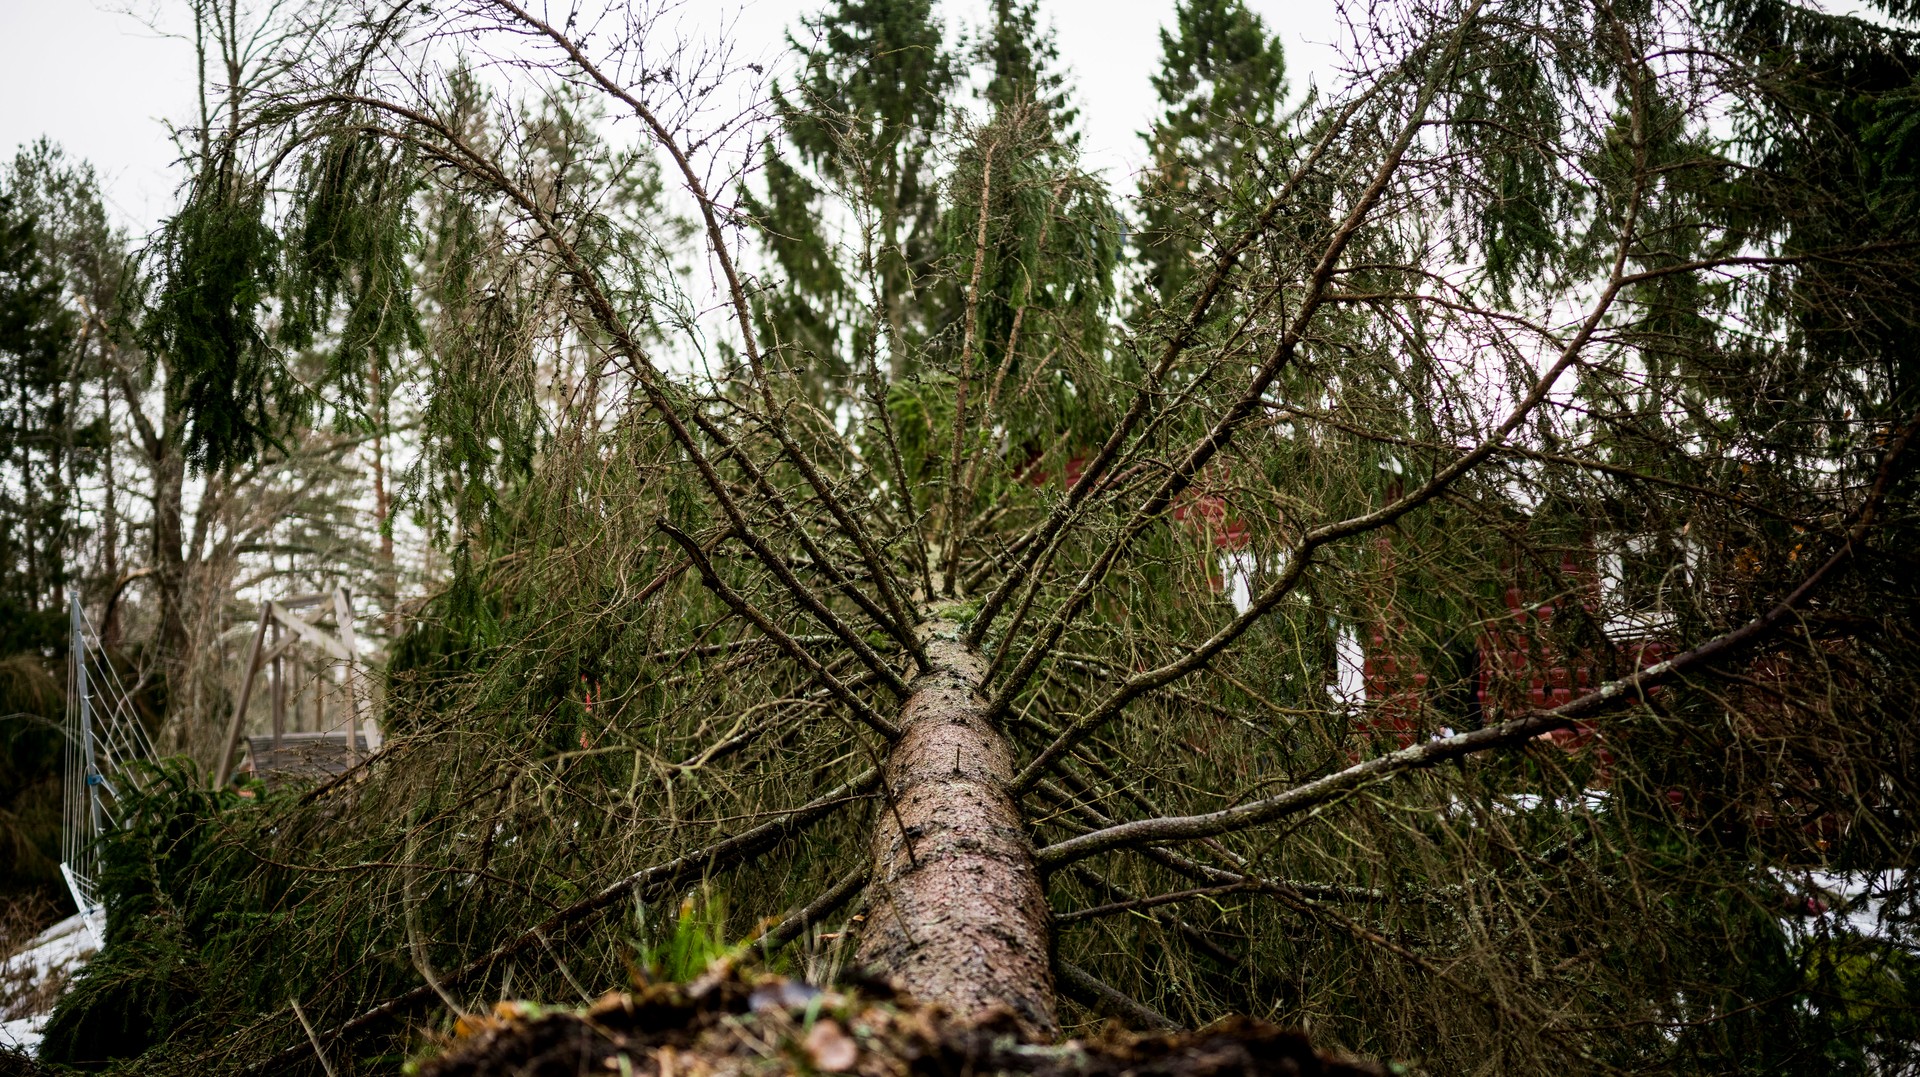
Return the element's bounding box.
[281,133,424,417]
[976,0,1077,132]
[137,177,298,474]
[929,106,1119,507]
[15,0,1920,1073]
[0,183,82,650]
[754,0,957,384]
[1135,0,1287,305]
[0,143,138,915]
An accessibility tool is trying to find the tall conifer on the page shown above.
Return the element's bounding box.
[0,189,79,652]
[754,0,957,384]
[1135,0,1287,306]
[976,0,1077,136]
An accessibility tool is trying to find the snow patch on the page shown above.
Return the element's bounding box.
[0,1012,49,1054]
[0,910,103,1055]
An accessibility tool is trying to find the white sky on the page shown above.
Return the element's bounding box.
[0,0,1349,233]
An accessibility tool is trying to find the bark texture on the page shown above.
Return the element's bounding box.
[857,615,1056,1036]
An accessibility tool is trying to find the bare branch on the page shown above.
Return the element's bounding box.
[660,521,902,739]
[1055,960,1180,1031]
[1036,453,1904,869]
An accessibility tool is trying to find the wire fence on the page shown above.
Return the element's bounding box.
[60,596,154,935]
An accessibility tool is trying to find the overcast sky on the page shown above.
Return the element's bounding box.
[0,0,1351,232]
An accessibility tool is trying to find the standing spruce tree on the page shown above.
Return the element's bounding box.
[0,186,81,653]
[976,0,1077,130]
[1135,0,1287,306]
[40,0,1920,1072]
[0,151,93,921]
[751,0,957,386]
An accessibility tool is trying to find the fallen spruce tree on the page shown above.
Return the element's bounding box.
[35,0,1920,1072]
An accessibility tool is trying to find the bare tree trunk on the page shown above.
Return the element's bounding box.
[99,377,120,642]
[152,440,189,672]
[370,355,396,630]
[856,614,1056,1036]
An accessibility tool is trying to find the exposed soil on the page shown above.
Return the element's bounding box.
[417,964,1386,1077]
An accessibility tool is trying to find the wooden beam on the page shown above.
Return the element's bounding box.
[271,620,285,751]
[213,605,272,788]
[278,591,333,610]
[256,630,302,670]
[268,601,354,663]
[333,588,364,764]
[215,587,372,788]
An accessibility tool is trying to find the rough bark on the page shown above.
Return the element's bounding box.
[151,436,189,679]
[857,614,1056,1036]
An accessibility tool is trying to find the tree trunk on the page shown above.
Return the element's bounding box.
[152,440,188,667]
[856,615,1056,1036]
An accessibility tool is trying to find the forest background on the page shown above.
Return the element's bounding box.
[2,0,1919,1073]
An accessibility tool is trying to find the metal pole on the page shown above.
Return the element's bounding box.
[73,596,100,839]
[63,600,80,877]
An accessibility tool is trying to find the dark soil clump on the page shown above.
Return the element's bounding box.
[418,965,1385,1077]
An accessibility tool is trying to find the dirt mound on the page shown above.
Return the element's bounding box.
[418,965,1385,1077]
